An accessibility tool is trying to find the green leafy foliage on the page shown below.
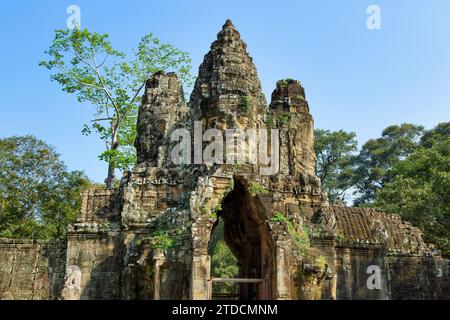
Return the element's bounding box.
[315,122,450,257]
[373,129,450,256]
[352,123,424,205]
[288,221,310,256]
[276,79,295,86]
[145,230,175,250]
[248,181,268,197]
[271,212,311,256]
[271,212,286,223]
[277,113,292,126]
[39,28,192,187]
[0,136,90,239]
[314,129,358,203]
[142,216,189,250]
[242,96,251,113]
[265,114,275,129]
[211,240,239,294]
[208,220,239,295]
[145,227,188,251]
[420,122,450,148]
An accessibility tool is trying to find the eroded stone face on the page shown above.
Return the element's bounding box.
[135,72,189,166]
[190,20,267,131]
[1,20,449,301]
[269,79,316,176]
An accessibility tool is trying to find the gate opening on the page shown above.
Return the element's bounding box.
[207,179,269,300]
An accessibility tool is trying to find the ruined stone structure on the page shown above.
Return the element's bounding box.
[1,20,449,300]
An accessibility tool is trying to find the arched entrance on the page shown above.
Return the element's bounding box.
[206,178,273,300]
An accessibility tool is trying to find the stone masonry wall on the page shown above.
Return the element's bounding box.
[386,255,450,299]
[0,239,66,300]
[62,232,124,300]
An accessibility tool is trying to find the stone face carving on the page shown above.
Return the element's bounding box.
[135,72,189,166]
[315,209,337,232]
[300,173,311,193]
[372,219,389,243]
[270,79,316,175]
[311,175,322,195]
[190,20,267,131]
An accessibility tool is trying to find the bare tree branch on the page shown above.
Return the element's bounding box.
[91,117,113,122]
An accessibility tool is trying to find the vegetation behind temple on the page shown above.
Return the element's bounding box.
[0,136,91,240]
[208,220,239,295]
[315,122,449,256]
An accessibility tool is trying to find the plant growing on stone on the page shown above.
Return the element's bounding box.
[39,28,192,188]
[313,255,327,270]
[248,181,268,197]
[242,96,251,113]
[271,211,312,257]
[288,221,311,255]
[210,203,223,220]
[210,212,218,220]
[277,113,293,126]
[144,227,188,251]
[271,212,286,223]
[265,114,275,129]
[336,232,346,242]
[146,230,174,250]
[276,79,294,86]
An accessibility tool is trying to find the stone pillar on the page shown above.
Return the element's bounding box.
[152,250,166,300]
[275,244,290,299]
[191,255,211,300]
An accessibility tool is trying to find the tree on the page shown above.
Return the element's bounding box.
[373,131,449,256]
[0,135,90,239]
[208,219,239,295]
[420,122,450,148]
[352,123,424,205]
[39,28,192,188]
[314,129,358,203]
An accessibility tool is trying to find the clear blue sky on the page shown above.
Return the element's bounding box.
[0,0,449,182]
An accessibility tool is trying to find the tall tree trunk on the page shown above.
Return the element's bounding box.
[105,132,119,189]
[105,161,115,189]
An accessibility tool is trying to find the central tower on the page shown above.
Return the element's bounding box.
[190,20,268,131]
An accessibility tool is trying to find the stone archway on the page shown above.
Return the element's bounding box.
[219,178,272,300]
[190,174,275,300]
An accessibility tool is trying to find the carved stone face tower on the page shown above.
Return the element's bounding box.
[135,71,189,166]
[190,20,267,130]
[57,20,449,301]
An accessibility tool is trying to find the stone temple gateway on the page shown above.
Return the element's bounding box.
[0,20,449,300]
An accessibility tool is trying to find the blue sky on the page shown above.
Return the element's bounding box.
[0,0,449,182]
